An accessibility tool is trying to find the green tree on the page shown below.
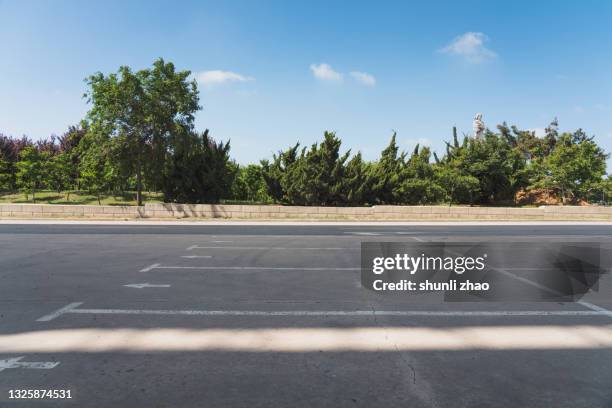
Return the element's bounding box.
[435,165,480,206]
[341,153,372,205]
[533,131,608,203]
[231,164,271,202]
[261,143,300,203]
[0,156,11,191]
[395,145,443,204]
[367,132,403,204]
[85,58,199,205]
[15,146,49,201]
[163,129,235,203]
[78,133,120,205]
[46,153,72,197]
[282,132,350,205]
[440,130,526,204]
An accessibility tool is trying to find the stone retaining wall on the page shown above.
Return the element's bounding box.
[0,203,143,218]
[1,203,611,221]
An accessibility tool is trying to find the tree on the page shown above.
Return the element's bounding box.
[341,153,372,205]
[143,59,201,192]
[0,156,11,191]
[85,58,199,205]
[163,129,235,203]
[435,165,480,206]
[281,132,350,206]
[533,131,608,203]
[261,143,300,203]
[367,132,403,204]
[58,124,88,191]
[78,132,120,205]
[439,129,526,204]
[46,153,72,198]
[0,134,32,192]
[231,164,271,202]
[15,146,48,201]
[395,145,443,204]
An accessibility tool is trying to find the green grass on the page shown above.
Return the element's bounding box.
[0,190,164,206]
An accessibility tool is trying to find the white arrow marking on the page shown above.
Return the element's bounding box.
[123,283,171,289]
[0,356,59,372]
[181,255,212,259]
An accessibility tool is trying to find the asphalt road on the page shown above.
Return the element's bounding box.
[1,222,612,407]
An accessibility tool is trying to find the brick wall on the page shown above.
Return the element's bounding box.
[1,203,611,221]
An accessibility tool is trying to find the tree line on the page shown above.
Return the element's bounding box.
[0,59,609,206]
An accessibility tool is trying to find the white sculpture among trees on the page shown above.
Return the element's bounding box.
[473,113,485,140]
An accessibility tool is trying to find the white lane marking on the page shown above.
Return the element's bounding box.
[441,247,612,318]
[181,255,213,259]
[343,232,381,236]
[411,236,426,242]
[36,302,83,322]
[123,283,171,289]
[186,246,358,251]
[496,268,612,317]
[69,309,606,317]
[53,305,606,318]
[0,357,60,372]
[139,263,161,272]
[141,265,360,272]
[413,235,612,240]
[579,301,612,315]
[188,241,233,249]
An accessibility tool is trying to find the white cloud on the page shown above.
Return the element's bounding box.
[349,71,376,86]
[439,32,497,63]
[310,63,343,81]
[194,70,254,86]
[573,105,585,113]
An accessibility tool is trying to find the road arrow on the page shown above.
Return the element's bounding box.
[123,283,171,289]
[0,357,59,373]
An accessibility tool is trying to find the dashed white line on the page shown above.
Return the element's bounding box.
[181,255,213,259]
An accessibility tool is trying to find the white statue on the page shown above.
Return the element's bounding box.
[473,113,485,140]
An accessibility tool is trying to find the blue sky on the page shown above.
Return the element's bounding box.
[1,0,611,168]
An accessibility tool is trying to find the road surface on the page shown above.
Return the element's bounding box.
[1,222,611,407]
